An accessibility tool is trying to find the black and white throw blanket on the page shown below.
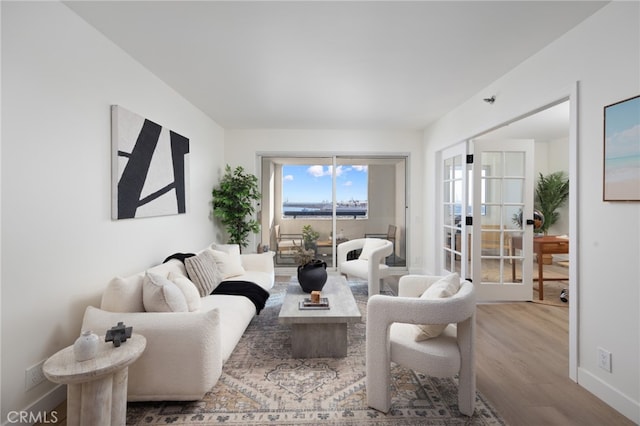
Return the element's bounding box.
[211,281,270,314]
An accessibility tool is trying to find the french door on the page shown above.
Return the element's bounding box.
[441,144,468,279]
[471,139,534,301]
[441,139,534,302]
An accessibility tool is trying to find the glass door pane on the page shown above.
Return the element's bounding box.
[342,156,406,268]
[266,157,333,267]
[441,144,467,277]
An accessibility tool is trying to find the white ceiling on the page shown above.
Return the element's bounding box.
[64,1,606,131]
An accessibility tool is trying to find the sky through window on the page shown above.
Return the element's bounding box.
[282,164,368,204]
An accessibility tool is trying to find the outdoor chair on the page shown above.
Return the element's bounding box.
[274,224,303,262]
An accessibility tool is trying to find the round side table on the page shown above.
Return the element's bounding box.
[43,333,146,426]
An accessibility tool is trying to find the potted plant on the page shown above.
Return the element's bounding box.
[511,209,545,234]
[211,164,261,252]
[301,224,320,252]
[293,243,316,268]
[535,171,569,235]
[293,242,327,293]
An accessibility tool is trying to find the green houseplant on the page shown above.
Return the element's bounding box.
[301,224,320,251]
[211,165,261,251]
[535,171,569,235]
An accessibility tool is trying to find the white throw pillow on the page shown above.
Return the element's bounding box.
[414,273,462,341]
[210,249,246,279]
[100,276,145,312]
[185,250,222,296]
[142,272,189,312]
[168,272,202,312]
[210,243,240,255]
[359,238,387,261]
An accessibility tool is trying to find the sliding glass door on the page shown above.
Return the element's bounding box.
[260,155,407,269]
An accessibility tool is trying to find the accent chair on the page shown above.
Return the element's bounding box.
[366,274,477,415]
[337,238,393,296]
[365,224,397,265]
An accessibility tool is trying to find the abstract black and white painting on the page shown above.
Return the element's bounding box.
[112,105,190,219]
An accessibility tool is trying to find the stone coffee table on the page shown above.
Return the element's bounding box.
[278,274,361,358]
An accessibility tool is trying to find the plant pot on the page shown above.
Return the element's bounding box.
[297,259,328,293]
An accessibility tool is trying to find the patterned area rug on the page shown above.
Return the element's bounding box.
[126,279,505,425]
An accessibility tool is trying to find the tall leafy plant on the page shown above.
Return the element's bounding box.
[535,171,569,235]
[212,165,261,251]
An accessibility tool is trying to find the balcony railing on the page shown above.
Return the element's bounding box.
[283,209,367,219]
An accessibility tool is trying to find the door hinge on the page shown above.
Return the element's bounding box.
[466,154,474,164]
[465,216,473,226]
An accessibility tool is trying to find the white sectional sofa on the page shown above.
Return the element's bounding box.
[81,243,274,401]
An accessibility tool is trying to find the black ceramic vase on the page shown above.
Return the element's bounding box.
[297,259,328,293]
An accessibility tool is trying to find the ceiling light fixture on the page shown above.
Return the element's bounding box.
[483,96,496,104]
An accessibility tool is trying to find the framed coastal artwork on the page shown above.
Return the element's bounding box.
[603,94,640,201]
[111,105,190,219]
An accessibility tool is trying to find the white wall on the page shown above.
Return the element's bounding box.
[423,3,639,422]
[536,136,570,236]
[1,2,224,419]
[224,129,423,266]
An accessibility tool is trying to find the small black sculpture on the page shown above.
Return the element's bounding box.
[105,322,133,347]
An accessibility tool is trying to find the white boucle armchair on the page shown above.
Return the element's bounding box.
[366,275,477,416]
[337,238,393,296]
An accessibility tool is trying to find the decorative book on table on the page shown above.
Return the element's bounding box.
[299,297,330,310]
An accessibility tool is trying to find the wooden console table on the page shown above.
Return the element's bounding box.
[43,333,146,426]
[511,235,569,300]
[315,238,348,259]
[533,236,569,300]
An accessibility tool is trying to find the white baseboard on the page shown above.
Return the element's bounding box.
[578,367,640,423]
[2,385,66,426]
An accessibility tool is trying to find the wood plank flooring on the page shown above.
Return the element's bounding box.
[383,275,633,425]
[476,302,634,426]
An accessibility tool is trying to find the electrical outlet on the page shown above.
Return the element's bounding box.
[597,347,612,372]
[25,360,47,391]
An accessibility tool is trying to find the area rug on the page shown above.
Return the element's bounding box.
[126,279,505,425]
